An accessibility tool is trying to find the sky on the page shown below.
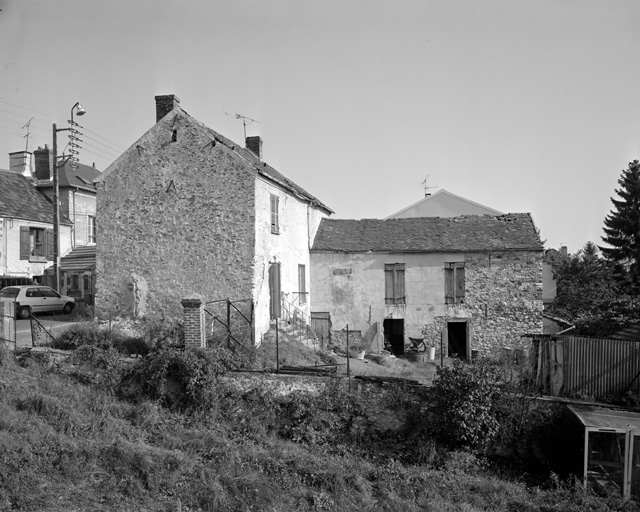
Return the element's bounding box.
[1,0,639,254]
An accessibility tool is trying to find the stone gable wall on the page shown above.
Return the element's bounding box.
[420,251,543,355]
[96,112,256,320]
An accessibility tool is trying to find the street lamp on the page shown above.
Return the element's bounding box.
[52,102,86,292]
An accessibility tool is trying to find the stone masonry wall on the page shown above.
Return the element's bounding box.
[464,250,543,353]
[96,111,256,320]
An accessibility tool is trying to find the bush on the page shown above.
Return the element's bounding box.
[119,347,239,410]
[429,358,503,452]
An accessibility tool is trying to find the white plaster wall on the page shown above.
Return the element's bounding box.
[310,251,466,349]
[68,190,96,247]
[1,217,71,278]
[253,177,328,340]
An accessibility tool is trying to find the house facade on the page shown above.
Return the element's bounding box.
[310,214,544,358]
[0,157,72,284]
[386,189,503,219]
[95,95,331,339]
[31,146,101,303]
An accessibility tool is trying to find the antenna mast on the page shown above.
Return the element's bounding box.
[225,112,260,140]
[21,117,33,152]
[422,175,437,197]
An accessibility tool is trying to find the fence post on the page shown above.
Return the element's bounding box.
[0,300,16,349]
[181,295,205,349]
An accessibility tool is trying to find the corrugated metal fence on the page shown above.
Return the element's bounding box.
[535,335,640,399]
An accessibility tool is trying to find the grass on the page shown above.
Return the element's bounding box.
[2,329,639,511]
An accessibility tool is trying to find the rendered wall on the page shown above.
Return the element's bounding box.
[95,111,256,321]
[253,176,328,339]
[1,218,71,278]
[310,250,543,353]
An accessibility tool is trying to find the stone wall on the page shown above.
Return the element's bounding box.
[459,250,543,353]
[95,110,256,321]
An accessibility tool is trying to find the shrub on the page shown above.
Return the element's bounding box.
[119,347,239,410]
[429,358,503,452]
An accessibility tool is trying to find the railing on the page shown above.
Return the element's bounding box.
[280,293,323,348]
[204,298,254,350]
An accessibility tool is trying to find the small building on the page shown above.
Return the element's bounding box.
[564,406,640,499]
[0,161,72,283]
[95,94,332,340]
[310,214,544,357]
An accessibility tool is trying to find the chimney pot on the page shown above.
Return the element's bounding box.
[155,94,181,123]
[246,136,263,160]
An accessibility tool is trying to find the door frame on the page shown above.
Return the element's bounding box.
[446,319,469,359]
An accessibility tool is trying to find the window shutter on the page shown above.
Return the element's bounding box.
[46,228,54,261]
[384,265,394,303]
[270,194,279,234]
[20,226,30,260]
[298,264,306,304]
[445,264,454,303]
[455,264,465,300]
[395,265,405,304]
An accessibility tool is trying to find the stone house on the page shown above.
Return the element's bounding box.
[0,153,72,284]
[95,94,332,340]
[310,214,544,358]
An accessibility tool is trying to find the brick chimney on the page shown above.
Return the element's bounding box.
[9,151,33,178]
[33,145,52,181]
[246,136,263,160]
[155,94,180,122]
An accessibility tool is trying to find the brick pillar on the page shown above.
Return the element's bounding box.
[181,295,205,349]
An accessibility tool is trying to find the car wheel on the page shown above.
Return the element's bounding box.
[18,306,30,320]
[62,303,74,315]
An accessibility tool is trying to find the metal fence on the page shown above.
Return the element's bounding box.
[535,335,640,399]
[204,298,254,350]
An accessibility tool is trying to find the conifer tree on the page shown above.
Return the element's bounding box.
[601,160,640,292]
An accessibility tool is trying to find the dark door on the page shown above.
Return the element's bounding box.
[447,321,467,359]
[384,318,405,355]
[268,262,281,320]
[311,312,331,347]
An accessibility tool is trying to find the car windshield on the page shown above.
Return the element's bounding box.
[0,287,20,298]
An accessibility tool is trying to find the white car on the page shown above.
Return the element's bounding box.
[0,285,75,319]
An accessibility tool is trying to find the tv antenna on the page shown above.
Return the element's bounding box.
[21,117,33,151]
[224,112,260,140]
[422,175,437,197]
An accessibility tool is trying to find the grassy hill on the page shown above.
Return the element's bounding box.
[0,321,637,511]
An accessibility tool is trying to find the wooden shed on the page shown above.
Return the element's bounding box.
[565,406,640,499]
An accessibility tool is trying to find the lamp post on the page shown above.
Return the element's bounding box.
[52,102,86,292]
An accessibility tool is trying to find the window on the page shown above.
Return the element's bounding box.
[270,194,279,234]
[445,262,465,304]
[298,264,307,304]
[19,226,53,260]
[385,263,405,305]
[88,215,96,244]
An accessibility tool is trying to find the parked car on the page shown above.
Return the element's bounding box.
[0,285,75,319]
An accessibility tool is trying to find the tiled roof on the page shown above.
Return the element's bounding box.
[311,214,543,253]
[38,160,101,192]
[60,245,96,272]
[191,116,333,214]
[0,169,71,224]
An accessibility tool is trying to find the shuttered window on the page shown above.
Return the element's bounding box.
[385,263,406,305]
[270,194,279,234]
[445,262,465,304]
[20,226,50,260]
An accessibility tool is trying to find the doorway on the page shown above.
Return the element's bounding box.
[447,321,468,359]
[383,318,405,355]
[268,262,281,320]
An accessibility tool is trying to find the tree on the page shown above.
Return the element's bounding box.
[550,242,619,321]
[601,160,640,293]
